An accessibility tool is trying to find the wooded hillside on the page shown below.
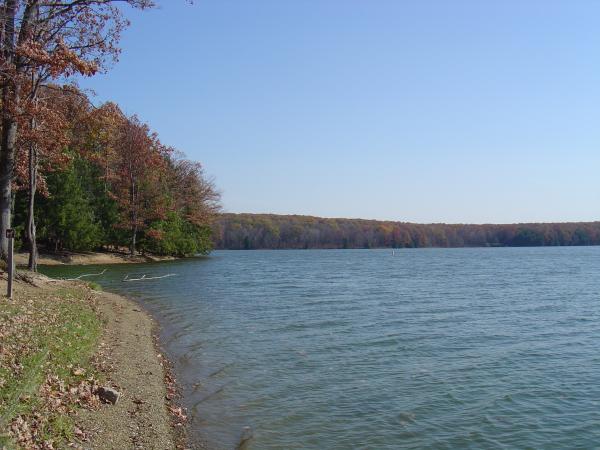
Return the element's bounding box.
[213,214,600,249]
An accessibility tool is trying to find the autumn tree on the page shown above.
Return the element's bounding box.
[15,84,74,269]
[143,156,220,255]
[169,157,220,225]
[110,115,169,255]
[69,100,122,189]
[0,0,154,261]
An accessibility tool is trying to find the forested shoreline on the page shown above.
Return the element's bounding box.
[10,86,220,260]
[214,214,600,249]
[0,2,220,270]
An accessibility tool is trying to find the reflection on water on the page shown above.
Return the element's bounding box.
[41,248,600,449]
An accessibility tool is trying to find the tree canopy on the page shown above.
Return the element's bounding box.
[11,86,220,258]
[0,0,158,261]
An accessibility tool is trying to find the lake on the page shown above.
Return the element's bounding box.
[41,247,600,449]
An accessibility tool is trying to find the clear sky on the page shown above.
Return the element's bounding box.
[79,0,600,224]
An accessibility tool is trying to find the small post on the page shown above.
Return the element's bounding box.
[6,228,14,299]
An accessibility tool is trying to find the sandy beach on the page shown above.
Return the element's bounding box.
[14,251,179,267]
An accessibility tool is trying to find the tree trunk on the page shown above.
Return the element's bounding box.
[131,224,137,256]
[130,178,137,255]
[0,117,17,261]
[27,143,38,271]
[0,1,39,261]
[0,0,17,261]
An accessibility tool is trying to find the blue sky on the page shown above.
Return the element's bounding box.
[80,0,600,224]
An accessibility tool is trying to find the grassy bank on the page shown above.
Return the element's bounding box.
[0,275,181,449]
[0,280,102,448]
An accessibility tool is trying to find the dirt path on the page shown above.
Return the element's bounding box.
[78,291,179,450]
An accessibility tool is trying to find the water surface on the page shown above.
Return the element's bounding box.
[41,248,600,449]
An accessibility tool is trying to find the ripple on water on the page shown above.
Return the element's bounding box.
[39,247,600,449]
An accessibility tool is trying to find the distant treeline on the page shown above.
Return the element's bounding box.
[213,214,600,249]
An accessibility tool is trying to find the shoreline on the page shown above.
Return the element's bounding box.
[14,250,180,267]
[0,272,194,449]
[98,287,207,450]
[77,288,187,449]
